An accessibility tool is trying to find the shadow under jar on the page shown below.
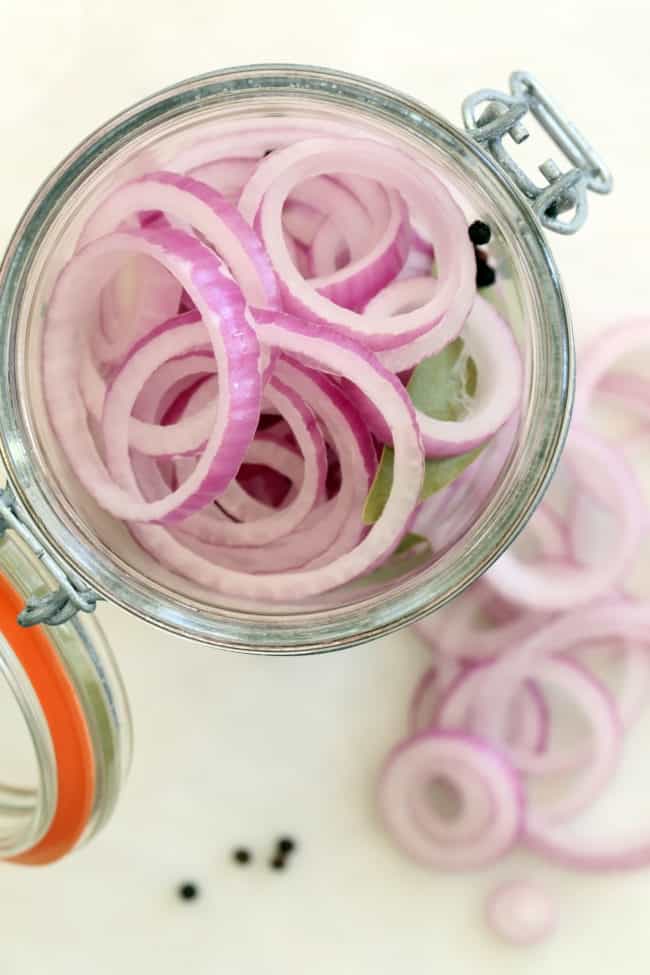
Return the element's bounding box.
[0,65,608,653]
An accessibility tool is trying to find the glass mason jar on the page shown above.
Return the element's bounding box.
[0,64,611,655]
[0,527,132,863]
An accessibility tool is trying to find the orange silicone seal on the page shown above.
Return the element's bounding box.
[0,573,95,865]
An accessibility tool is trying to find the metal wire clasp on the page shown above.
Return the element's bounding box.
[462,71,612,235]
[0,485,101,627]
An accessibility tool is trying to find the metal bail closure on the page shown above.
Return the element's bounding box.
[0,485,101,627]
[462,70,613,235]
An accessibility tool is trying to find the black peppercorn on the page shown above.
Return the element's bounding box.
[468,220,492,246]
[270,855,286,870]
[177,882,200,901]
[277,837,296,855]
[232,847,252,865]
[476,261,496,289]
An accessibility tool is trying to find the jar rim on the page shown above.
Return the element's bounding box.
[0,63,574,653]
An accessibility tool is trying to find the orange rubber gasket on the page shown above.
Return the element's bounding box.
[0,573,95,865]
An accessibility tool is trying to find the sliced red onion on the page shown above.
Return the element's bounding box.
[437,666,550,762]
[468,657,621,823]
[486,880,556,945]
[412,410,519,552]
[43,227,261,524]
[78,171,279,307]
[238,139,475,351]
[415,298,522,457]
[415,580,549,662]
[310,187,411,311]
[289,176,375,266]
[574,316,650,421]
[487,428,644,611]
[167,117,373,173]
[378,731,523,870]
[408,661,467,734]
[282,200,325,248]
[538,641,650,775]
[354,295,521,456]
[367,276,470,373]
[127,311,420,597]
[174,376,326,546]
[134,351,216,429]
[94,255,182,364]
[165,360,377,576]
[188,158,258,201]
[218,440,305,522]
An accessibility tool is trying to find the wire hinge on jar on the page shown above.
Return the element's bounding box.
[0,485,101,627]
[462,71,612,235]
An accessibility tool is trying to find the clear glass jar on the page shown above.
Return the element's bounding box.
[0,64,580,654]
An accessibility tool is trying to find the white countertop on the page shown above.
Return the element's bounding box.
[1,0,650,972]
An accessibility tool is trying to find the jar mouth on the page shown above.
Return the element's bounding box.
[0,64,573,653]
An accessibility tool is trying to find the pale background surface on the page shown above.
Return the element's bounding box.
[1,0,649,972]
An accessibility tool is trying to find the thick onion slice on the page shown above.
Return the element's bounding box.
[378,731,524,870]
[78,170,279,307]
[43,227,262,524]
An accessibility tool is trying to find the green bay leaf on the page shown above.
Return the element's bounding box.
[362,337,483,524]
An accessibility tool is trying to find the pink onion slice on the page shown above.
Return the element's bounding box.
[175,376,327,546]
[128,311,421,598]
[415,297,523,458]
[288,176,375,266]
[408,661,467,734]
[133,349,216,430]
[167,117,374,173]
[218,440,305,522]
[438,658,621,833]
[351,295,522,455]
[78,171,279,307]
[168,359,376,576]
[187,158,258,201]
[310,187,411,311]
[486,880,556,945]
[365,276,468,372]
[238,138,475,351]
[574,316,650,421]
[487,428,644,611]
[437,666,550,762]
[378,731,524,870]
[415,581,549,662]
[94,255,183,364]
[282,200,325,248]
[43,227,261,524]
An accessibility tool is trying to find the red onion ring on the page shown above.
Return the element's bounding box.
[486,428,644,611]
[238,138,475,351]
[378,731,524,870]
[43,228,262,524]
[173,376,327,546]
[79,171,279,308]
